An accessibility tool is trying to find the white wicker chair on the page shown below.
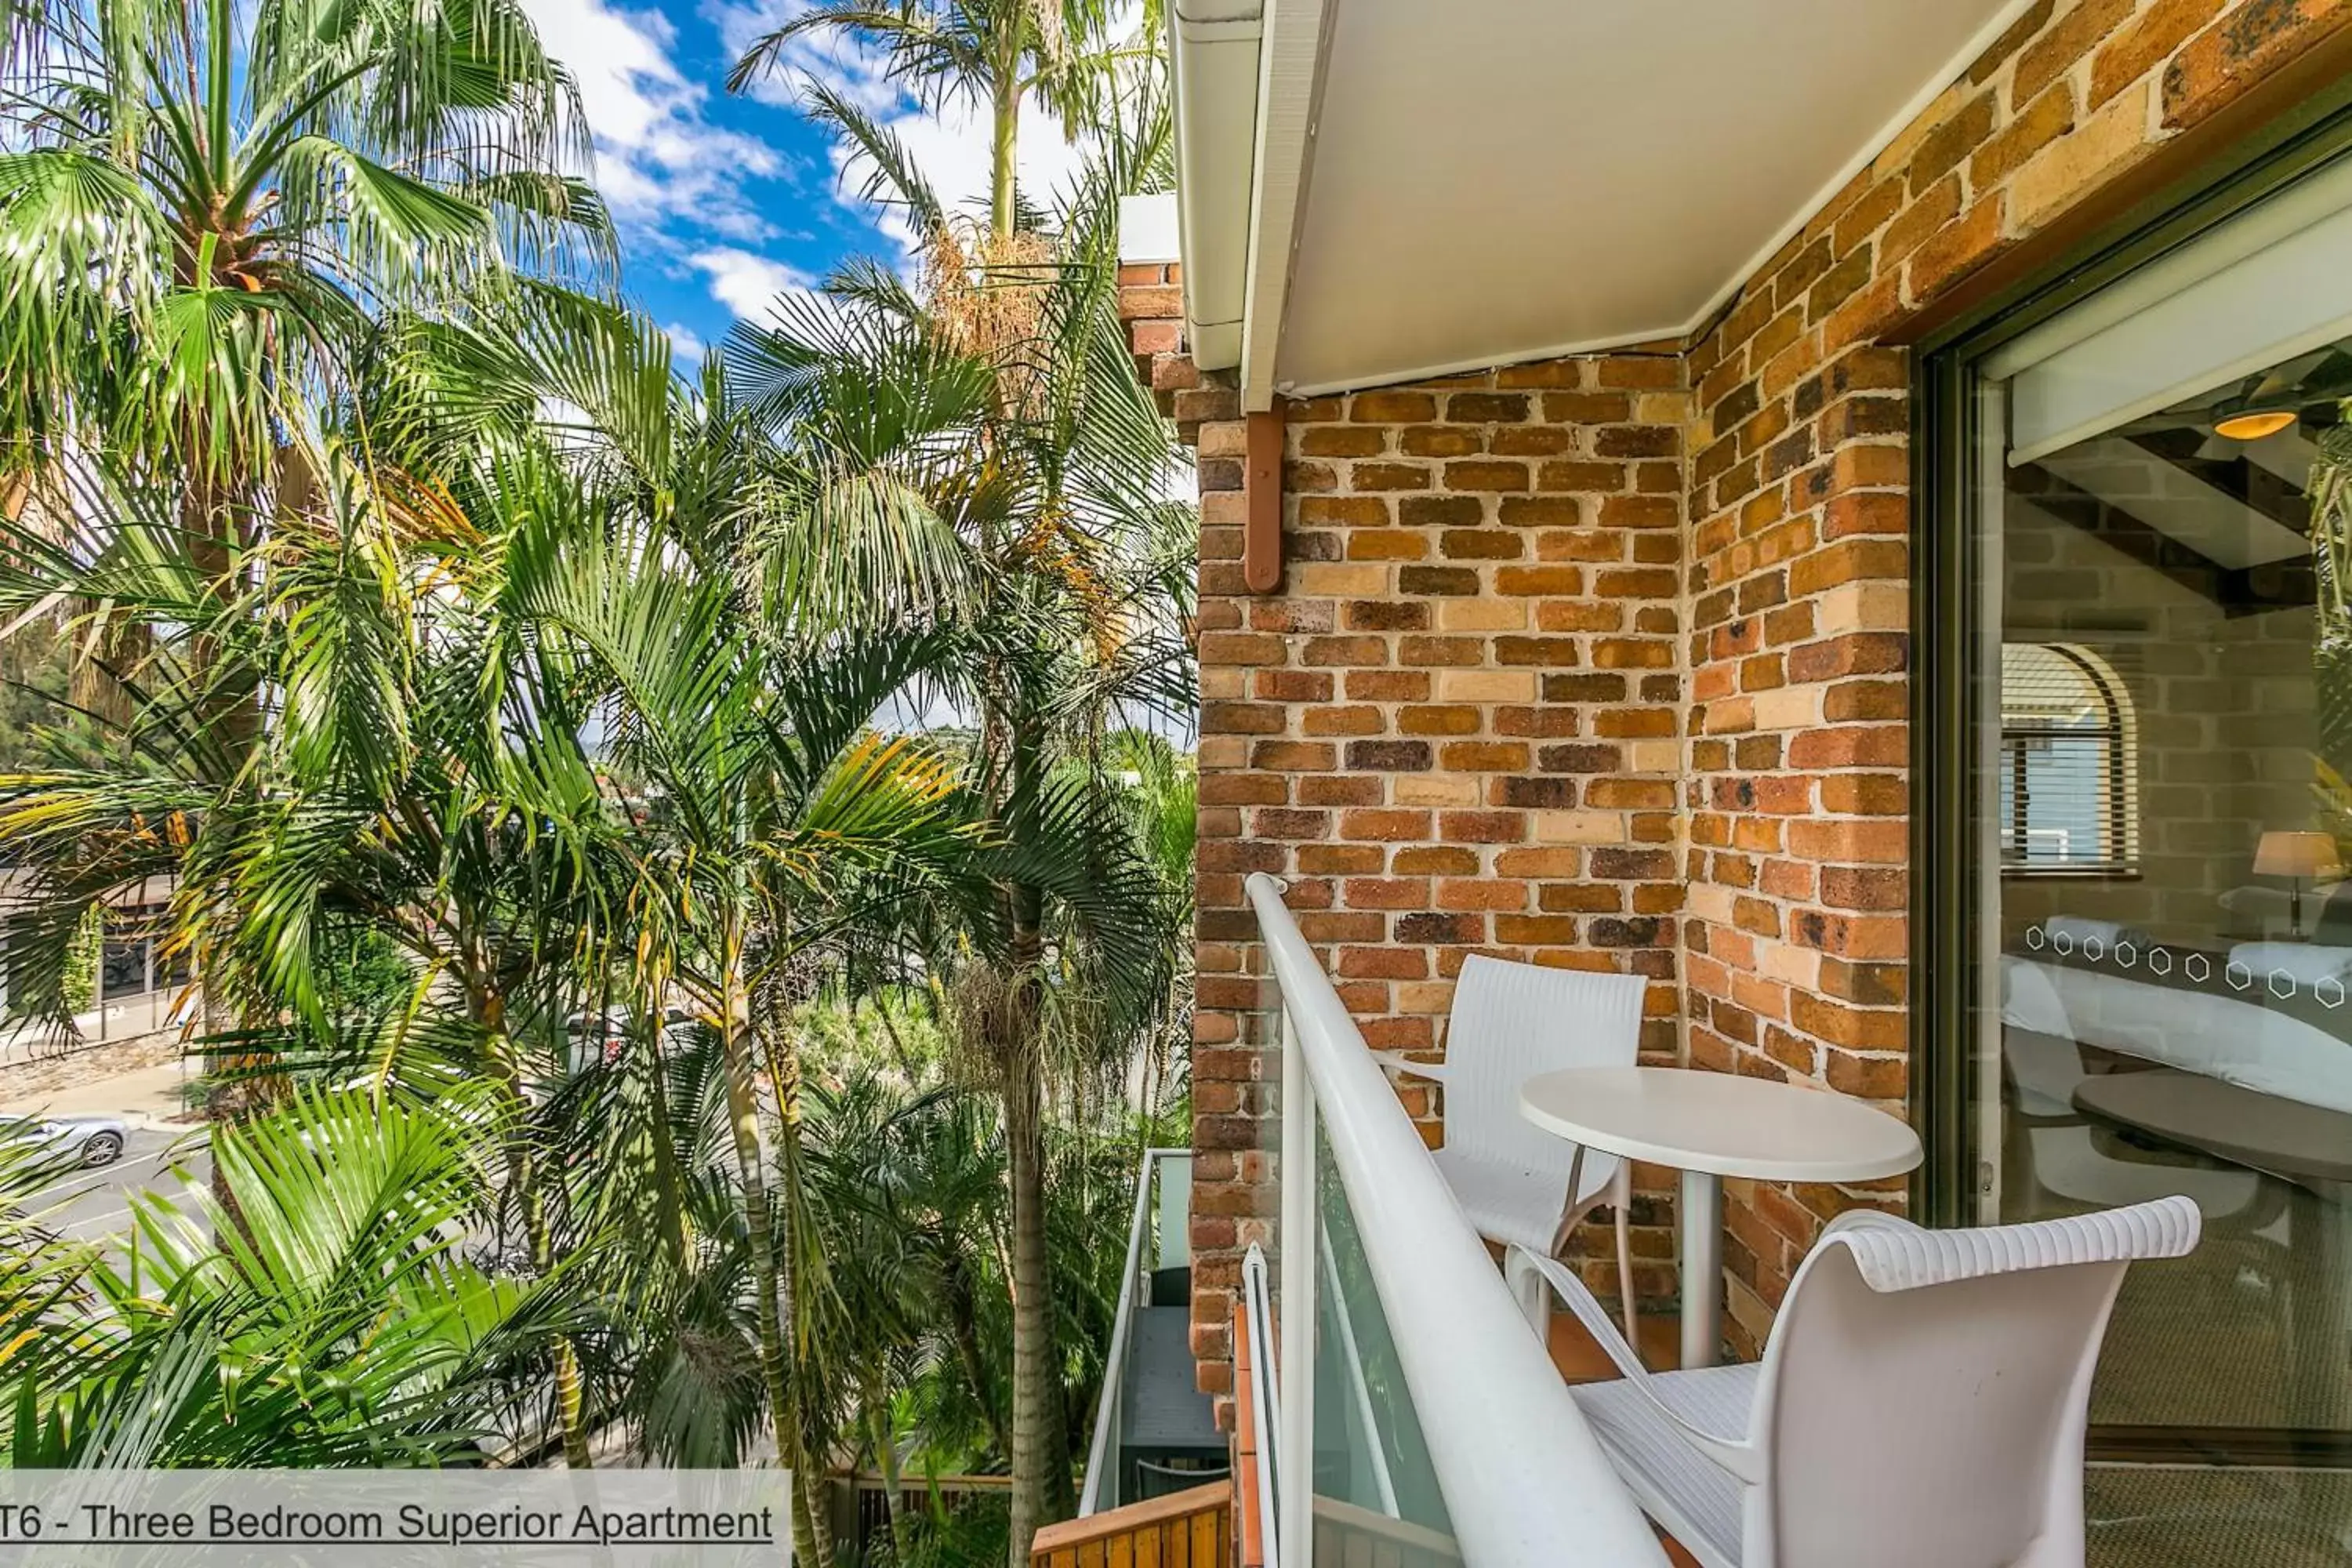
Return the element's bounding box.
[1377,953,1648,1339]
[1516,1195,2202,1568]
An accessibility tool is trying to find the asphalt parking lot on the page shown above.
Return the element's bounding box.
[31,1127,212,1243]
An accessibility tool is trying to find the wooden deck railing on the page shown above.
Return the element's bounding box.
[1030,1482,1232,1568]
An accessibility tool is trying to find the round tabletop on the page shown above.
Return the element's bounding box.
[1519,1065,1923,1183]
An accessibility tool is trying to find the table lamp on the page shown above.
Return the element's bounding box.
[2254,830,2342,935]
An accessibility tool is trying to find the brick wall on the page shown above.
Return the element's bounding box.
[1184,355,1697,1418]
[1682,0,2350,1354]
[1131,0,2352,1398]
[1998,483,2317,949]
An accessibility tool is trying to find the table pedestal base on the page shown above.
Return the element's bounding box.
[1681,1169,1722,1370]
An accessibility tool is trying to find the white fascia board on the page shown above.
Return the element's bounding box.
[1171,2,1264,372]
[1237,0,1331,412]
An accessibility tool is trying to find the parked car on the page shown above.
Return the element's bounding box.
[27,1114,130,1168]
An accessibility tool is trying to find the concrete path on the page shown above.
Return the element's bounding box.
[0,1060,198,1131]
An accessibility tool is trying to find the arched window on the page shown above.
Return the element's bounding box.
[1999,643,2136,873]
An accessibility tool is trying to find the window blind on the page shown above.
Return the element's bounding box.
[1991,155,2352,466]
[2000,644,2135,871]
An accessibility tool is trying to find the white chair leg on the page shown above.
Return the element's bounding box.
[1504,1245,1552,1341]
[1612,1163,1639,1349]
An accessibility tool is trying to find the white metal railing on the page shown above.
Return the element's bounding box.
[1245,872,1666,1567]
[1242,1243,1283,1568]
[1078,1145,1192,1517]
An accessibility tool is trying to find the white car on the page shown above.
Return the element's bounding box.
[31,1114,131,1168]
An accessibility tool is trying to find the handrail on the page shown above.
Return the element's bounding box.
[1244,873,1666,1566]
[1078,1145,1192,1517]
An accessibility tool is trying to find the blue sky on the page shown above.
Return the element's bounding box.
[515,0,1094,365]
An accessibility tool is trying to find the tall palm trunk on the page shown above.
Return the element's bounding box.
[714,907,822,1567]
[989,80,1018,242]
[992,688,1073,1566]
[754,927,833,1568]
[474,975,593,1469]
[1003,1023,1054,1566]
[187,453,277,1196]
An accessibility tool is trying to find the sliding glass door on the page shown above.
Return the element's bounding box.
[1955,151,2352,1564]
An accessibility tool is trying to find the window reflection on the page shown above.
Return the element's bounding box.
[2000,643,2137,871]
[1984,328,2352,1556]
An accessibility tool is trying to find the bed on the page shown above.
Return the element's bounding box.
[2001,924,2352,1116]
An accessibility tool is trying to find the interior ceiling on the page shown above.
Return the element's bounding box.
[1272,0,2030,396]
[2024,339,2352,577]
[2036,438,2308,571]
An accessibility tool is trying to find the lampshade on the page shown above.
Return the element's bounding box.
[2255,829,2342,880]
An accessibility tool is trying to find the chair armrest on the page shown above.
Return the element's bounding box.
[1511,1247,1762,1483]
[1513,1247,1649,1381]
[1369,1051,1450,1083]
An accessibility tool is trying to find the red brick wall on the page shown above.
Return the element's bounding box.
[1132,0,2352,1396]
[1181,356,1697,1417]
[1685,0,2350,1355]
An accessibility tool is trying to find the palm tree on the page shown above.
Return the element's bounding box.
[0,0,612,1142]
[724,191,1190,1555]
[2,1084,580,1467]
[730,0,1152,244]
[0,429,638,1461]
[0,0,606,481]
[0,0,1192,1526]
[525,517,975,1555]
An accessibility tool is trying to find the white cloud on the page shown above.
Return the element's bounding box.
[705,0,1094,259]
[690,247,817,321]
[665,321,707,363]
[522,0,788,244]
[710,0,899,114]
[863,95,1088,253]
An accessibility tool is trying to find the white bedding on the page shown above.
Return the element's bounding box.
[2001,955,2352,1116]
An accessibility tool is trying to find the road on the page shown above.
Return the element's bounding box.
[34,1127,212,1244]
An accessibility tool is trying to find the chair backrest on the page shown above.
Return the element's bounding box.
[2003,1024,2089,1119]
[1747,1197,2199,1568]
[1440,954,1646,1171]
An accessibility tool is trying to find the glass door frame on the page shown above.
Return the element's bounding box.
[1911,81,2352,1468]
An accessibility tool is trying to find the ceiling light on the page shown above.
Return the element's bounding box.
[2213,408,2297,441]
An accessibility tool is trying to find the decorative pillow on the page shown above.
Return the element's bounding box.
[2038,916,2151,950]
[2227,942,2352,989]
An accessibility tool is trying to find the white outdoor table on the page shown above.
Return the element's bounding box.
[1518,1065,1923,1370]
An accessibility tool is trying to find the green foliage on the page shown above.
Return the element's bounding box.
[886,1492,1011,1568]
[0,616,71,773]
[0,0,611,485]
[312,927,419,1021]
[800,986,956,1084]
[2,1085,576,1466]
[0,0,1196,1540]
[60,905,99,1015]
